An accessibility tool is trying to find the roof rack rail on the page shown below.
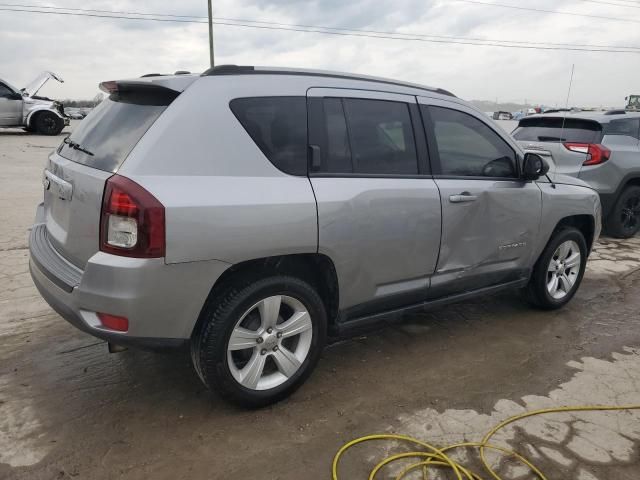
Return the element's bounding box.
[174,70,191,75]
[201,64,456,97]
[140,73,164,78]
[604,109,626,115]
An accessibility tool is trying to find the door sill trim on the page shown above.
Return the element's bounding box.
[334,278,528,336]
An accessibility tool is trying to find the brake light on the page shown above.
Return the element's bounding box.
[563,143,611,166]
[97,313,129,332]
[100,175,165,258]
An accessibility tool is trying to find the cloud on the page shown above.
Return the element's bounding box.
[0,0,638,107]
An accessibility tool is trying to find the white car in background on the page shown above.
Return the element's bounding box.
[0,71,69,135]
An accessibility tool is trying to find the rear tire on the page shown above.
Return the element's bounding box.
[191,275,327,408]
[34,111,64,135]
[605,186,640,238]
[526,227,587,310]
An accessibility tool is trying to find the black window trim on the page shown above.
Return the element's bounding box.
[308,94,432,178]
[422,104,522,181]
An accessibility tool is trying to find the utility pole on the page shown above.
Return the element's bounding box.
[207,0,214,68]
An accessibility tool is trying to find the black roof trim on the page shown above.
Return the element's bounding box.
[604,109,627,115]
[202,65,256,75]
[201,64,456,97]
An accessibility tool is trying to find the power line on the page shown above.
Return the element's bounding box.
[1,2,640,50]
[0,5,639,53]
[573,0,640,8]
[458,0,640,23]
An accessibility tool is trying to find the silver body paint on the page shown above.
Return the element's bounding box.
[28,68,601,347]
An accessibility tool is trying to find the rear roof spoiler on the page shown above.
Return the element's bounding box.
[99,74,198,93]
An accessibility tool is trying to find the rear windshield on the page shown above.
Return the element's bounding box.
[58,88,177,172]
[512,117,602,143]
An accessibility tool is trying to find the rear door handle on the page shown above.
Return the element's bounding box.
[449,192,477,203]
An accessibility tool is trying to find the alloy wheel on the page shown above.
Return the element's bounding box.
[227,295,313,391]
[546,240,581,300]
[621,195,640,233]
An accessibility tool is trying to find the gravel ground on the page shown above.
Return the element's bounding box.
[1,124,639,480]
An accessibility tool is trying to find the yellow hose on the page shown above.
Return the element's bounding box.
[332,405,640,480]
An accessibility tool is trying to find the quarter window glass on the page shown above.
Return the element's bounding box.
[605,119,640,140]
[230,97,307,176]
[428,106,516,178]
[323,98,353,173]
[342,98,418,175]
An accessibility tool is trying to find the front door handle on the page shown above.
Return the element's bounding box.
[449,192,478,203]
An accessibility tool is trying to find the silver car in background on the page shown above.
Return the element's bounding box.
[513,112,640,238]
[29,66,601,406]
[0,71,69,135]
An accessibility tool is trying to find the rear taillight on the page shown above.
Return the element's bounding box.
[100,175,165,258]
[563,143,611,166]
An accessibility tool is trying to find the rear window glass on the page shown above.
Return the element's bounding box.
[230,97,307,176]
[58,89,176,172]
[604,118,640,140]
[512,117,602,143]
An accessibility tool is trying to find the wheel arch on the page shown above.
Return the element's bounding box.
[606,175,640,212]
[191,253,340,339]
[26,106,65,128]
[554,215,596,252]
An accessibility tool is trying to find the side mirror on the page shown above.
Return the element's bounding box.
[522,153,550,181]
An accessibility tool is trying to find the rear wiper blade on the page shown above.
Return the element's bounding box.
[63,136,94,156]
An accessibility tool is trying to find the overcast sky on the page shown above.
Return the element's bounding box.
[1,0,639,107]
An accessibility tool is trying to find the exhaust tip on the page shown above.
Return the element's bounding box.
[108,342,127,353]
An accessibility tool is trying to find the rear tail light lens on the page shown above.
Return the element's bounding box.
[97,313,129,332]
[100,175,165,258]
[563,143,611,166]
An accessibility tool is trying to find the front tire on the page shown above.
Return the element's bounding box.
[606,186,640,238]
[191,275,327,408]
[526,227,587,310]
[34,111,64,135]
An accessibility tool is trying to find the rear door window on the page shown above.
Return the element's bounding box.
[604,118,640,140]
[512,117,602,143]
[58,88,177,172]
[314,97,418,175]
[322,98,353,173]
[342,98,418,175]
[230,97,307,176]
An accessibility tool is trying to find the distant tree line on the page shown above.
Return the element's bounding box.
[61,94,104,108]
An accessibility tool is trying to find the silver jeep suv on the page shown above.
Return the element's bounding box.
[513,112,640,238]
[29,66,601,406]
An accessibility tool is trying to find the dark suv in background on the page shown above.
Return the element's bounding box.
[513,112,640,238]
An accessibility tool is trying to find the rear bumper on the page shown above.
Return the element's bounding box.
[29,206,231,349]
